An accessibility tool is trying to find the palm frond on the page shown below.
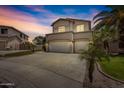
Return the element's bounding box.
[93,11,110,20]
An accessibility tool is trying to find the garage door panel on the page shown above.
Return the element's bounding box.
[75,41,89,53]
[0,41,5,50]
[49,41,72,53]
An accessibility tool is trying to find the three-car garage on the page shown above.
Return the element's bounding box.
[46,31,92,53]
[47,40,90,53]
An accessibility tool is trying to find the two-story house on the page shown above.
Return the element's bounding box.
[46,18,124,54]
[0,25,29,50]
[46,18,93,53]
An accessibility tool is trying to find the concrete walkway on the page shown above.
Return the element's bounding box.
[0,52,86,88]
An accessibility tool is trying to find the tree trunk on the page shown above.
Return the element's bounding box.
[83,60,95,87]
[88,61,95,83]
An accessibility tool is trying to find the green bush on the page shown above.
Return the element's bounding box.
[4,51,33,57]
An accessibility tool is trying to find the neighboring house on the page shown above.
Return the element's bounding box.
[0,25,29,50]
[46,18,93,53]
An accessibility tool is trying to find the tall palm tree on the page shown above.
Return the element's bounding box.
[80,6,124,85]
[93,6,124,32]
[93,6,124,53]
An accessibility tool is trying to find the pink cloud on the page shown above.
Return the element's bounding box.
[0,6,100,40]
[0,7,52,40]
[0,7,38,22]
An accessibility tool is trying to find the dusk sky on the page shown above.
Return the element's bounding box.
[0,5,110,40]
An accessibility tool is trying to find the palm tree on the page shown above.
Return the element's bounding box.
[80,5,124,85]
[80,33,110,83]
[93,6,124,32]
[93,6,124,54]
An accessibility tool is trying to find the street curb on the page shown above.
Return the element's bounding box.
[96,62,124,84]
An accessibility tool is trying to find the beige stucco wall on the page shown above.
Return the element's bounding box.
[7,39,20,50]
[0,26,28,42]
[7,27,28,42]
[46,32,73,42]
[52,19,91,33]
[0,37,8,41]
[74,31,92,41]
[53,20,70,33]
[0,36,21,50]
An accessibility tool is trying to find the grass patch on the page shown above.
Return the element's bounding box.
[4,50,34,57]
[100,55,124,81]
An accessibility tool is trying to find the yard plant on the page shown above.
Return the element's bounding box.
[80,33,110,83]
[2,50,33,57]
[80,6,124,83]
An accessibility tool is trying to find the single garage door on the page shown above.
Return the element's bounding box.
[75,41,89,53]
[49,41,73,53]
[0,41,5,50]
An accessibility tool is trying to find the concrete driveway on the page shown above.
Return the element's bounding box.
[0,52,86,88]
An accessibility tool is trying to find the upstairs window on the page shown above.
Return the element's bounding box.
[58,26,65,32]
[76,24,84,32]
[1,28,8,34]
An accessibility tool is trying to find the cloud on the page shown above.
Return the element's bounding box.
[24,5,48,13]
[0,5,101,40]
[22,6,62,25]
[0,7,38,22]
[0,6,52,40]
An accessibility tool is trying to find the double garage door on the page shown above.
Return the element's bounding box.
[48,41,89,53]
[49,41,73,53]
[0,41,6,50]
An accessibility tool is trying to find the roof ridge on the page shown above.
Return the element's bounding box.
[51,18,91,26]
